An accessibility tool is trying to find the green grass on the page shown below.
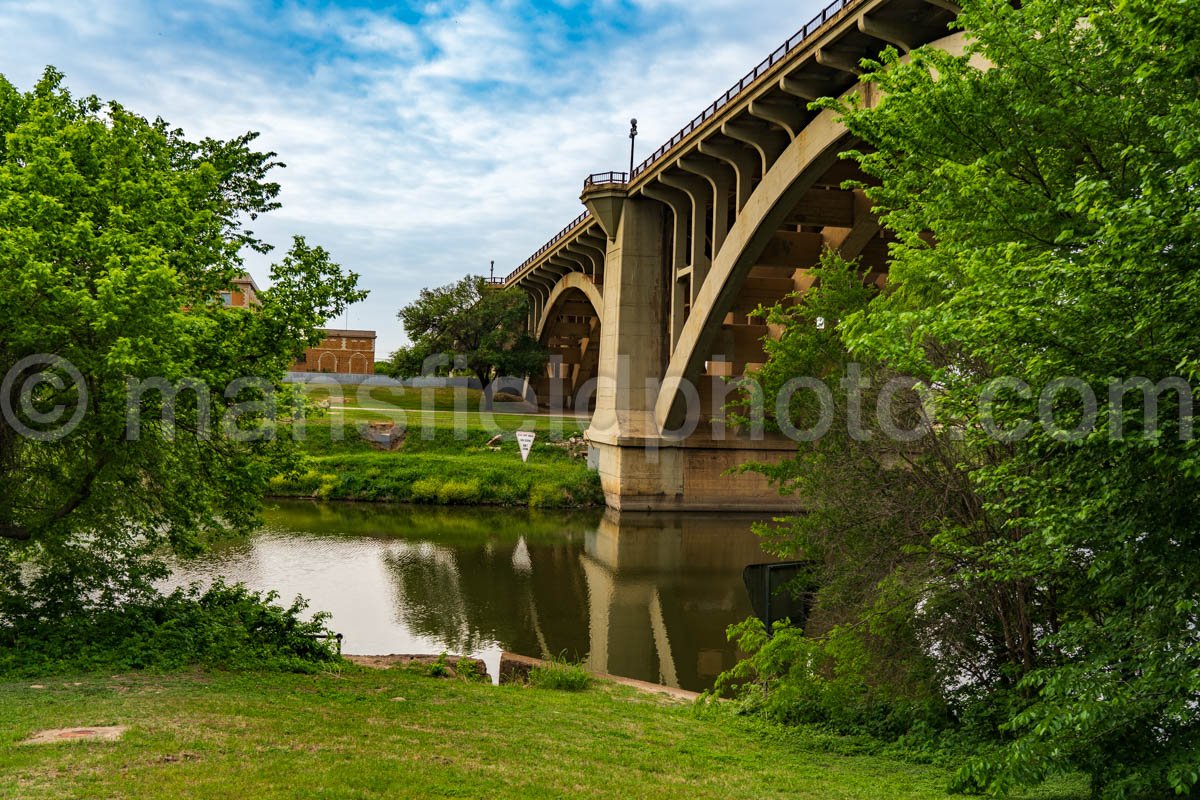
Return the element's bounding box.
[0,667,1087,799]
[528,655,592,692]
[271,384,601,507]
[299,383,485,412]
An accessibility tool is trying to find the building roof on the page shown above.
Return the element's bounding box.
[319,328,377,339]
[231,273,262,295]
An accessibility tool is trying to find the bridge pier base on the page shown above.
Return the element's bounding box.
[589,433,800,512]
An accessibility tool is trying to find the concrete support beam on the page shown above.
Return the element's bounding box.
[756,231,825,269]
[659,170,713,304]
[722,120,789,176]
[524,275,555,332]
[640,183,690,276]
[545,255,578,276]
[578,234,609,281]
[640,182,691,351]
[556,300,598,316]
[677,155,732,259]
[779,75,834,102]
[825,189,880,260]
[555,251,591,274]
[858,14,916,52]
[816,46,864,77]
[566,241,602,278]
[748,99,806,139]
[786,187,857,228]
[698,139,758,212]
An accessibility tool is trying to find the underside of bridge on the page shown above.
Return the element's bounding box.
[507,0,965,510]
[531,277,604,412]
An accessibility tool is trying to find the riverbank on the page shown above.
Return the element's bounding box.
[271,384,603,508]
[0,666,1087,799]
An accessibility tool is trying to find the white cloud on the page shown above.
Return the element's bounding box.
[0,0,828,354]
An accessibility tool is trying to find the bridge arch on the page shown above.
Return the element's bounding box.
[653,107,852,428]
[654,31,968,430]
[535,271,604,340]
[532,272,605,409]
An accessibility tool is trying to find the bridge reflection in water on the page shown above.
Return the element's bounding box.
[170,501,777,692]
[379,507,776,692]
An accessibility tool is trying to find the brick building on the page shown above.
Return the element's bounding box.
[292,329,377,375]
[219,274,260,308]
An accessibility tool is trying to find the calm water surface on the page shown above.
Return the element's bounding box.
[168,501,776,692]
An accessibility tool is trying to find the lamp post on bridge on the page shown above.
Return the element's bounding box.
[628,118,638,180]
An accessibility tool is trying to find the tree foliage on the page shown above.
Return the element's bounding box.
[392,275,546,389]
[0,69,365,623]
[729,1,1200,796]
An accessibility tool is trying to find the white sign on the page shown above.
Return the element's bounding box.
[515,431,537,463]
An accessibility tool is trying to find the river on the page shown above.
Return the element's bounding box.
[168,500,779,693]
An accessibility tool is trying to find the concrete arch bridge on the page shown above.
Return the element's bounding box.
[504,0,967,510]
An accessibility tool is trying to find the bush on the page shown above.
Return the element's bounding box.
[409,477,441,503]
[709,619,949,742]
[426,652,451,677]
[437,479,483,504]
[0,580,341,677]
[528,482,569,508]
[529,655,591,691]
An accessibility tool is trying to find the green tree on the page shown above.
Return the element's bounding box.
[393,275,546,390]
[724,254,1014,741]
[0,69,365,618]
[730,1,1200,796]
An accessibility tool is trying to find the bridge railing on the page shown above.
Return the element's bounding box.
[631,0,856,179]
[504,209,592,284]
[584,171,629,187]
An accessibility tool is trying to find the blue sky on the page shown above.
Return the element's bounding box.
[1,0,827,355]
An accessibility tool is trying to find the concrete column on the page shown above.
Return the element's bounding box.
[678,155,732,258]
[641,182,691,352]
[589,195,667,444]
[659,171,712,304]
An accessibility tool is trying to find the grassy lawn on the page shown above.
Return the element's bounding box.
[0,667,1087,800]
[272,382,602,508]
[300,383,486,413]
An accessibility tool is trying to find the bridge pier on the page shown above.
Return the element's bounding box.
[580,191,801,511]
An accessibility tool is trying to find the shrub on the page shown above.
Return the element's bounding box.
[709,618,949,742]
[437,479,483,504]
[529,655,591,691]
[528,482,569,508]
[0,580,341,677]
[409,477,441,503]
[426,652,451,678]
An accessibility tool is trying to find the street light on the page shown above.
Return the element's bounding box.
[628,118,638,179]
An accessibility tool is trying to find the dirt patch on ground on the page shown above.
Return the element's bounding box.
[499,652,700,702]
[347,654,488,680]
[24,726,128,745]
